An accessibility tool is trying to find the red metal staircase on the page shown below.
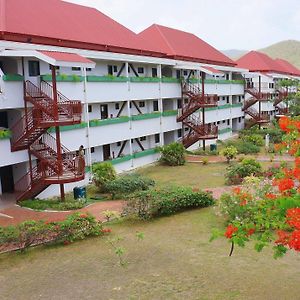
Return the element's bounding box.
[274,87,289,115]
[11,80,84,201]
[243,83,271,128]
[178,80,218,148]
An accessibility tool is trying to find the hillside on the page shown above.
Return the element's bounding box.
[221,49,248,59]
[258,40,300,69]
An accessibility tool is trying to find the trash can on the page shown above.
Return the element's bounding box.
[73,186,86,200]
[210,144,217,151]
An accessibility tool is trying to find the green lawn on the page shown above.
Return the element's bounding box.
[137,162,227,189]
[1,208,300,299]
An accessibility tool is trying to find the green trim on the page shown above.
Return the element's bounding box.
[0,129,12,140]
[41,74,83,82]
[89,116,130,127]
[162,110,178,117]
[130,77,160,83]
[205,103,243,112]
[200,79,245,85]
[218,127,232,134]
[87,75,128,82]
[161,77,181,83]
[2,74,24,81]
[231,103,243,108]
[131,112,161,121]
[48,122,87,133]
[133,148,158,159]
[111,155,133,165]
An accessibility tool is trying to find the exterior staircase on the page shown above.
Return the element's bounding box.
[178,80,218,148]
[10,80,84,201]
[274,87,289,115]
[243,83,271,128]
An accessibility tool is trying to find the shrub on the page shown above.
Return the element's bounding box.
[221,146,238,163]
[124,186,215,219]
[192,149,218,156]
[224,140,260,154]
[202,157,209,165]
[159,142,186,166]
[0,213,103,253]
[242,134,264,146]
[93,162,117,191]
[103,174,155,198]
[225,158,262,185]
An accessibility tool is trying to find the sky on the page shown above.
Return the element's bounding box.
[66,0,300,51]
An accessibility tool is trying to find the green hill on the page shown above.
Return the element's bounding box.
[259,40,300,69]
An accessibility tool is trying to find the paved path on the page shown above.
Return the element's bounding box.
[0,186,234,227]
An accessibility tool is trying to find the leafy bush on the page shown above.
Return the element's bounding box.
[124,186,215,220]
[225,158,262,185]
[159,142,186,166]
[239,127,283,144]
[103,174,155,198]
[192,149,219,156]
[241,134,264,146]
[93,162,117,191]
[221,146,238,163]
[0,213,103,253]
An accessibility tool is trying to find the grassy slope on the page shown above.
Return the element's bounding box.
[259,40,300,69]
[1,208,300,299]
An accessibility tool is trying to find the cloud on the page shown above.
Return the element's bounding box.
[65,0,300,50]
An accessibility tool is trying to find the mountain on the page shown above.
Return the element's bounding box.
[221,49,248,59]
[258,40,300,69]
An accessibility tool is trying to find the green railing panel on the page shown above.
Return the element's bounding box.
[162,110,178,116]
[41,75,83,82]
[2,74,24,81]
[89,116,130,127]
[111,155,133,165]
[131,112,161,121]
[133,148,158,159]
[87,75,128,82]
[129,77,160,83]
[161,77,181,83]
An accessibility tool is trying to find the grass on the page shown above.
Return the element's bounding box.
[1,208,300,299]
[137,162,227,189]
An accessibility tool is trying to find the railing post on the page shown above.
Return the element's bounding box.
[201,71,206,151]
[51,65,65,201]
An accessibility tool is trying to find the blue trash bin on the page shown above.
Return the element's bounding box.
[210,144,217,151]
[73,186,86,199]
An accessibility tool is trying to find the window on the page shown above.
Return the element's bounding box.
[176,70,181,79]
[177,99,182,109]
[139,101,145,108]
[155,134,160,144]
[184,127,189,132]
[48,64,60,70]
[108,65,113,75]
[238,117,241,123]
[140,136,146,141]
[86,68,92,72]
[72,67,81,71]
[128,66,131,73]
[226,96,230,104]
[183,70,188,76]
[88,105,92,113]
[226,73,229,80]
[222,96,226,101]
[117,141,121,147]
[29,61,40,76]
[222,120,226,124]
[152,68,157,78]
[227,120,230,126]
[153,100,159,112]
[115,103,120,110]
[113,66,118,73]
[131,139,134,143]
[91,147,95,153]
[137,67,144,74]
[177,129,182,138]
[129,102,132,108]
[217,121,220,125]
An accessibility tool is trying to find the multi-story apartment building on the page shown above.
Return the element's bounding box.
[236,51,300,127]
[0,0,298,201]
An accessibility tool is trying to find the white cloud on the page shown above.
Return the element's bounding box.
[65,0,300,50]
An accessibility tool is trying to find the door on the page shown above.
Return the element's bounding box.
[0,111,8,128]
[103,144,111,161]
[0,166,14,193]
[100,104,108,119]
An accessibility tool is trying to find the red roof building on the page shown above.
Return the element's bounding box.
[0,0,163,56]
[274,59,300,76]
[138,24,235,66]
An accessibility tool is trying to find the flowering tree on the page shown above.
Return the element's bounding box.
[212,116,300,258]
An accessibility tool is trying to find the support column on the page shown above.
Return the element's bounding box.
[201,71,206,151]
[51,65,65,201]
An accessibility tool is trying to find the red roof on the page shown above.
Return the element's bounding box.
[138,24,235,66]
[275,59,300,76]
[202,66,224,75]
[236,51,287,74]
[39,51,94,64]
[0,0,163,56]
